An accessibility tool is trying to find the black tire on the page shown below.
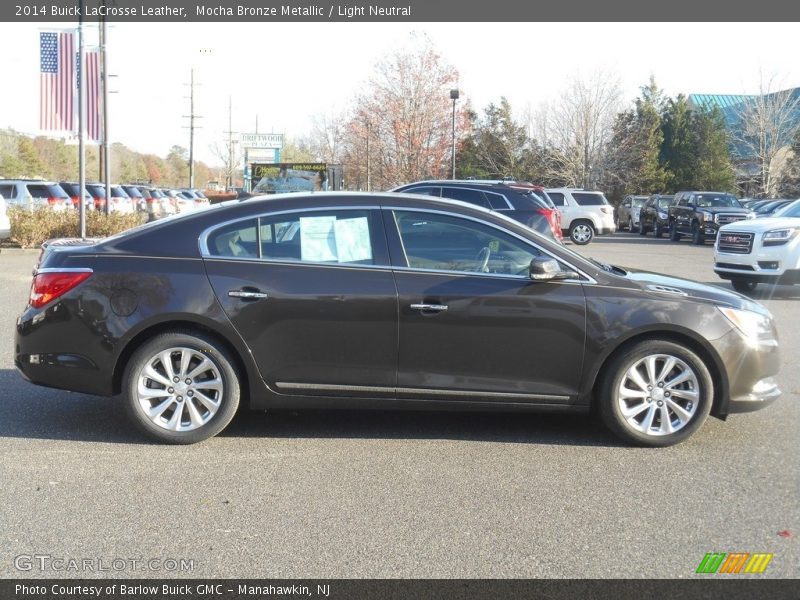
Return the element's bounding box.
[629,217,638,233]
[653,222,663,238]
[598,340,713,447]
[123,331,241,444]
[731,279,758,293]
[669,222,681,241]
[691,222,705,245]
[569,221,595,245]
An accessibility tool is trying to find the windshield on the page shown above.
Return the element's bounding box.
[774,199,800,218]
[632,197,646,207]
[695,194,740,208]
[656,198,672,209]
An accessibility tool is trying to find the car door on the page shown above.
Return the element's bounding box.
[202,207,399,397]
[385,208,587,404]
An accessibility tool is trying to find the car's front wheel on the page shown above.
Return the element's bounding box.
[599,340,713,446]
[123,331,241,444]
[691,222,705,245]
[569,221,595,245]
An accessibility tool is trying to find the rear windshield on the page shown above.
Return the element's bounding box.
[110,186,130,198]
[85,184,106,198]
[122,186,144,198]
[28,184,69,199]
[573,192,609,206]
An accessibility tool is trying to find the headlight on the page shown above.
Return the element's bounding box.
[657,211,668,219]
[718,306,776,346]
[762,227,798,246]
[747,211,756,219]
[702,212,713,222]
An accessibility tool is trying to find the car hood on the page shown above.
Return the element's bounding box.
[719,217,800,233]
[621,268,769,314]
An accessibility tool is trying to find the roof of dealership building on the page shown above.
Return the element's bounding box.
[688,87,800,161]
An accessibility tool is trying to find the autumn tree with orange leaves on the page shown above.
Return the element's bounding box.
[336,37,469,190]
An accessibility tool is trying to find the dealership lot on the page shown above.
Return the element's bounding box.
[0,233,797,578]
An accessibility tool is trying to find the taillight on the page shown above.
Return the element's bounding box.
[600,206,613,214]
[47,197,61,206]
[29,270,92,309]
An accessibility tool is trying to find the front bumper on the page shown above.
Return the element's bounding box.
[597,225,616,235]
[714,238,800,283]
[709,327,781,415]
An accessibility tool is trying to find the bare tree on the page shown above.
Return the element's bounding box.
[209,139,240,189]
[342,35,466,190]
[731,74,800,197]
[543,72,623,188]
[310,111,347,164]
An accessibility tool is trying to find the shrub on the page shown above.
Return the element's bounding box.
[8,207,146,248]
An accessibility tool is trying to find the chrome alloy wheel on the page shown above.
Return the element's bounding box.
[616,353,700,436]
[136,347,223,431]
[570,223,593,244]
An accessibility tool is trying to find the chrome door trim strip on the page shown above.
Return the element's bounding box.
[276,381,570,403]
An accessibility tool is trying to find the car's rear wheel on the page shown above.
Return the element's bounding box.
[569,221,594,245]
[731,278,758,293]
[599,340,713,446]
[124,331,240,444]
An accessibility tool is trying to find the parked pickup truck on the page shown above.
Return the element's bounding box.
[668,191,753,245]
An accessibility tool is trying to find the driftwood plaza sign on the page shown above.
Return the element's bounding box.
[240,133,284,149]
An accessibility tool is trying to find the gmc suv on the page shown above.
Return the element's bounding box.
[668,191,753,245]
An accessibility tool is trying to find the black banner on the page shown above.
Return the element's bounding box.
[2,579,798,600]
[3,0,800,22]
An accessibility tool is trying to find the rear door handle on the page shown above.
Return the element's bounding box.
[410,303,448,312]
[228,290,269,300]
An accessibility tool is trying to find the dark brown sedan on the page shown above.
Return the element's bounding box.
[15,192,781,445]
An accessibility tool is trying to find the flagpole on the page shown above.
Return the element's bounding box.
[77,2,86,238]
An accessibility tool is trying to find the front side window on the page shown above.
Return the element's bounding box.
[393,210,540,276]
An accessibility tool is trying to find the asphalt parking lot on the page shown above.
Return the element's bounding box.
[0,233,797,579]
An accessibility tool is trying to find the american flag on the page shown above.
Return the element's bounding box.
[79,50,102,141]
[40,31,75,132]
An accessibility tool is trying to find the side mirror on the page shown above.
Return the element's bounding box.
[529,256,579,282]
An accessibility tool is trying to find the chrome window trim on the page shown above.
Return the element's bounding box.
[204,255,394,273]
[197,203,595,284]
[386,206,596,284]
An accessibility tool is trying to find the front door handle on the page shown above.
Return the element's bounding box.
[410,303,448,312]
[228,290,269,300]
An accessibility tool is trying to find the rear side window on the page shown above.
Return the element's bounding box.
[440,187,489,208]
[207,209,377,266]
[404,186,441,197]
[572,192,608,206]
[0,184,14,198]
[485,192,510,210]
[548,192,566,206]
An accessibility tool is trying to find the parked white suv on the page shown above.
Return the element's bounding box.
[714,199,800,292]
[0,180,71,211]
[546,188,616,244]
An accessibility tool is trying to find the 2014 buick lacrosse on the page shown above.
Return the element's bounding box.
[15,192,781,446]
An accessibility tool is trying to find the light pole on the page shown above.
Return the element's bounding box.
[450,89,459,179]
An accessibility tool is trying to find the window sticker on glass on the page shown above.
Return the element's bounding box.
[300,216,337,262]
[334,217,372,263]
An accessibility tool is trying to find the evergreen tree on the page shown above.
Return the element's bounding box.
[660,95,697,191]
[693,106,736,191]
